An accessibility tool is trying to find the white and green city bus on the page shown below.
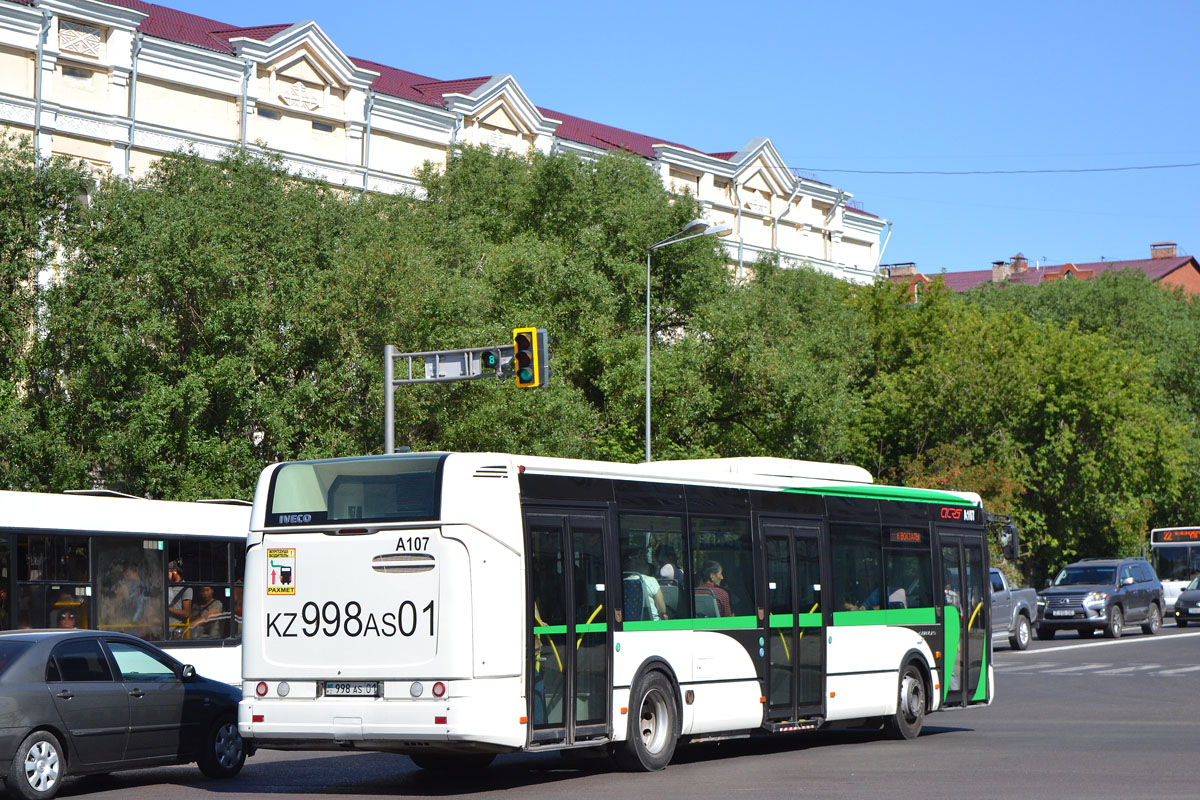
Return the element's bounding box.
[0,489,251,683]
[239,453,994,770]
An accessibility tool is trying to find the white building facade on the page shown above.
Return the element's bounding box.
[0,0,888,283]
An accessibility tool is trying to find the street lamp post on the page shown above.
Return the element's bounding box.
[645,219,733,462]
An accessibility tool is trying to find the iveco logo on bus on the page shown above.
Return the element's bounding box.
[278,513,312,524]
[940,507,976,522]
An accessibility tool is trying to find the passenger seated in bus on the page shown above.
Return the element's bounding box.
[622,553,669,621]
[843,585,882,611]
[655,544,685,584]
[167,560,193,638]
[698,561,732,617]
[190,585,225,639]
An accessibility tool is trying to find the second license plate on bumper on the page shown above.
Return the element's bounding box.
[325,681,379,697]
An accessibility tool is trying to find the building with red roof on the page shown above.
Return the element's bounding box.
[0,0,887,283]
[883,242,1200,299]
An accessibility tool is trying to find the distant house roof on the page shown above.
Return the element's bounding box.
[941,256,1198,292]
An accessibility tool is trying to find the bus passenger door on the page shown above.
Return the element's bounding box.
[762,521,825,727]
[938,531,988,707]
[525,510,611,746]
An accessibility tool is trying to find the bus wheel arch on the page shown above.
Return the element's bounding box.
[884,655,929,741]
[614,663,680,771]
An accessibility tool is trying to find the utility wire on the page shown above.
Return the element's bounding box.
[790,161,1200,176]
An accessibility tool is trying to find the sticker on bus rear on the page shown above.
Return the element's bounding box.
[267,548,297,595]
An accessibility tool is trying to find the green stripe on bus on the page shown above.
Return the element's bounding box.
[623,615,758,632]
[944,605,961,702]
[782,484,974,506]
[831,607,937,626]
[768,613,823,628]
[971,632,988,702]
[533,624,607,635]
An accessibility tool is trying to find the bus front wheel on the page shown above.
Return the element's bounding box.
[615,670,678,771]
[884,663,926,740]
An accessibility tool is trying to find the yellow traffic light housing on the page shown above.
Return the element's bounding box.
[513,327,549,388]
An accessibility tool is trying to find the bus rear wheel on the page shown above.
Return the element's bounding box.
[615,670,678,771]
[884,663,926,740]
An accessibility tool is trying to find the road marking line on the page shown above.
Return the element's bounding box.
[1096,664,1161,674]
[1008,630,1200,655]
[1040,663,1111,673]
[1157,665,1200,675]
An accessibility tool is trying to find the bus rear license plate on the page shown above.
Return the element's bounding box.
[325,681,379,697]
[1050,610,1074,617]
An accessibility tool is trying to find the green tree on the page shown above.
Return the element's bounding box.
[0,135,90,489]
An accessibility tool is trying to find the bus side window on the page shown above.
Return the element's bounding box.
[831,523,883,612]
[618,514,686,621]
[690,516,752,618]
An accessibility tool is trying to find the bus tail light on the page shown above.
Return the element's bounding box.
[252,714,264,723]
[432,681,446,698]
[256,682,268,697]
[434,716,447,725]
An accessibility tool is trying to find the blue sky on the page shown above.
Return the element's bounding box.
[163,0,1199,273]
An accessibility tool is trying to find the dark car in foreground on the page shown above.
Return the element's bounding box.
[1036,557,1164,639]
[0,629,246,800]
[1173,575,1200,626]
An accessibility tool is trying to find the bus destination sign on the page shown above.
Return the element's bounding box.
[1151,528,1200,544]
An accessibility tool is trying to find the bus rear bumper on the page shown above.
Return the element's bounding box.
[238,694,527,751]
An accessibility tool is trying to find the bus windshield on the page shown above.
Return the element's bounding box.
[1054,566,1115,586]
[266,454,445,526]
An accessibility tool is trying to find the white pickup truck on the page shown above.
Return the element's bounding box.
[990,567,1038,650]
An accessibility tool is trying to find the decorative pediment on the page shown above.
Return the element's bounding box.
[728,139,794,196]
[479,105,519,133]
[278,57,326,88]
[442,75,560,139]
[229,21,378,93]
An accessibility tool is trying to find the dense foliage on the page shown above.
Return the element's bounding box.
[4,137,1198,581]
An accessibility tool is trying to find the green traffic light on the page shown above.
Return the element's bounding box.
[518,367,534,383]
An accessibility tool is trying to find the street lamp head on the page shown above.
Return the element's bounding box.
[705,223,733,238]
[680,218,709,235]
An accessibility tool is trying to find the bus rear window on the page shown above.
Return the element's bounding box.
[266,455,444,527]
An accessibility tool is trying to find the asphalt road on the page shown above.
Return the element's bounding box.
[43,625,1200,800]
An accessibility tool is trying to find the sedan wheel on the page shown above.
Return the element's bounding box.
[8,731,64,800]
[198,717,246,779]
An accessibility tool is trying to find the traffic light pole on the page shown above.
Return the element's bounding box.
[383,341,519,454]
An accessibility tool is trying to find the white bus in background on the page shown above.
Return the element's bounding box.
[0,489,251,683]
[1149,527,1200,614]
[240,452,999,772]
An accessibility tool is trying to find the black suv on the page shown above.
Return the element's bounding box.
[1036,557,1164,639]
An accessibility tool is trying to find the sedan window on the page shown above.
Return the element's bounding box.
[50,638,115,682]
[107,640,178,681]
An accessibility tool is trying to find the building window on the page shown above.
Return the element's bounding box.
[312,120,334,133]
[62,66,92,81]
[257,107,282,120]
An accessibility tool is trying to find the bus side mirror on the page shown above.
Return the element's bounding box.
[1000,523,1019,561]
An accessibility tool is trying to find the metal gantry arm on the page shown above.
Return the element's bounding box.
[383,342,516,454]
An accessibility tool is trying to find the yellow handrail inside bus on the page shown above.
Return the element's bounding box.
[778,602,820,660]
[577,604,603,649]
[533,609,563,673]
[968,601,983,631]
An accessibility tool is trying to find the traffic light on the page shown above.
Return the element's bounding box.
[513,327,550,388]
